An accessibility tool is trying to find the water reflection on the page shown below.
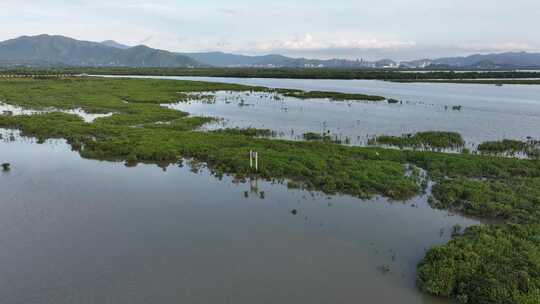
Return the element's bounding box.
[165,90,540,149]
[0,102,113,123]
[0,129,480,303]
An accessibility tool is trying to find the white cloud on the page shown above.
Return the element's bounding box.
[0,1,538,61]
[252,34,416,52]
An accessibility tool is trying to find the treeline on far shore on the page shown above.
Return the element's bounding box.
[1,67,540,80]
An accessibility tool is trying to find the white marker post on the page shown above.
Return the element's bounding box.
[255,152,258,172]
[249,151,259,172]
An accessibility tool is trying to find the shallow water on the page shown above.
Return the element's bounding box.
[0,129,480,304]
[0,102,113,123]
[114,75,540,146]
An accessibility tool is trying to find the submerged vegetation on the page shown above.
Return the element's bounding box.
[281,90,386,102]
[0,78,417,200]
[368,131,465,150]
[478,139,540,158]
[211,128,277,138]
[302,132,343,144]
[1,77,540,304]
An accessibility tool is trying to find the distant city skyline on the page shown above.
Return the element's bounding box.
[0,0,539,61]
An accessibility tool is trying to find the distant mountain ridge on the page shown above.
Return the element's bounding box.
[401,52,540,69]
[100,40,131,50]
[0,34,202,68]
[0,34,539,69]
[183,51,384,68]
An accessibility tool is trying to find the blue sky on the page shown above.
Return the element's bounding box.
[0,0,539,60]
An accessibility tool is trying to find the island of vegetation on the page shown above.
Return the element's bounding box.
[301,132,344,144]
[478,139,540,158]
[0,77,539,303]
[368,131,465,150]
[281,90,386,102]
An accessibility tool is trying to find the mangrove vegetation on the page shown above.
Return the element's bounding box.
[1,77,540,304]
[3,67,540,81]
[368,131,465,150]
[478,139,540,159]
[281,90,386,102]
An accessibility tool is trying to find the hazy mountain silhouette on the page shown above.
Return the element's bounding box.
[1,34,540,69]
[0,34,202,67]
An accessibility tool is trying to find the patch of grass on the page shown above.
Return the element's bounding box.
[0,77,256,111]
[282,90,386,102]
[211,128,277,137]
[431,177,540,223]
[0,112,422,200]
[479,139,540,158]
[0,78,419,200]
[417,224,540,304]
[141,116,216,131]
[417,148,540,303]
[2,77,540,304]
[302,132,325,141]
[302,132,343,144]
[368,131,465,150]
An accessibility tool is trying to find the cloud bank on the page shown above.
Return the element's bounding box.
[0,0,538,60]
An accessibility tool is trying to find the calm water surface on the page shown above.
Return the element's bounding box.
[0,102,113,123]
[115,75,540,147]
[0,129,480,303]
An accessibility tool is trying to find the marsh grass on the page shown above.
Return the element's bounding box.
[2,77,540,304]
[368,131,465,150]
[478,139,540,159]
[281,90,386,102]
[11,67,540,81]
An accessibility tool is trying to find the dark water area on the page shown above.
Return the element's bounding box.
[0,129,480,303]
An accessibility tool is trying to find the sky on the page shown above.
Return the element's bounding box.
[0,0,539,61]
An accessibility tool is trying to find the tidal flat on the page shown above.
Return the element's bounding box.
[1,77,539,304]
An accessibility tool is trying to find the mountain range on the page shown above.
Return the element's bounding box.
[400,52,540,69]
[1,34,540,69]
[183,51,392,68]
[0,35,201,68]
